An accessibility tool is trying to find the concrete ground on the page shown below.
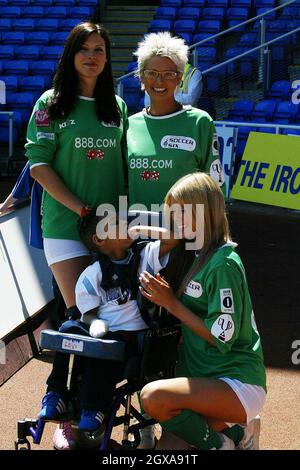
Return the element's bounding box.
[0,354,299,451]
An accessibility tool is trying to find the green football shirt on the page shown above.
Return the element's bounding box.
[176,243,266,390]
[25,90,127,240]
[127,106,225,209]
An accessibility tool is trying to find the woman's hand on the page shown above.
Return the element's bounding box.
[139,271,178,312]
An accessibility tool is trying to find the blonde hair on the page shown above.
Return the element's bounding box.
[134,32,188,75]
[165,172,231,252]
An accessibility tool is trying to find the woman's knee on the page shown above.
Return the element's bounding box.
[140,382,168,419]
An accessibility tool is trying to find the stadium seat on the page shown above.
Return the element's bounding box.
[76,0,98,5]
[2,31,25,44]
[22,6,44,17]
[0,127,19,145]
[0,45,14,60]
[255,7,276,19]
[35,18,58,30]
[177,32,193,44]
[67,6,91,18]
[148,19,173,32]
[155,7,177,20]
[203,7,225,21]
[59,18,79,30]
[183,0,205,6]
[279,7,299,20]
[0,19,11,31]
[0,6,21,17]
[0,110,22,128]
[11,19,35,31]
[227,7,249,32]
[255,0,275,7]
[40,45,63,60]
[161,0,183,7]
[228,99,254,120]
[236,126,258,157]
[272,101,299,124]
[31,0,53,5]
[266,80,291,101]
[0,75,18,92]
[20,75,46,93]
[10,0,30,5]
[49,31,68,45]
[3,59,29,75]
[49,31,69,46]
[6,92,35,121]
[29,59,56,76]
[177,7,202,20]
[196,46,216,69]
[282,128,300,136]
[0,0,8,5]
[54,0,75,5]
[198,20,222,34]
[120,76,143,113]
[207,0,228,7]
[14,45,40,60]
[250,99,277,122]
[45,6,67,17]
[238,32,258,48]
[25,32,50,45]
[174,19,197,33]
[127,61,137,73]
[231,0,251,9]
[267,20,287,34]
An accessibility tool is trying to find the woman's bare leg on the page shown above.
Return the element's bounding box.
[141,377,247,424]
[50,256,91,308]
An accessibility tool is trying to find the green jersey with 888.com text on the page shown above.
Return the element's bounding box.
[26,89,127,240]
[127,106,225,209]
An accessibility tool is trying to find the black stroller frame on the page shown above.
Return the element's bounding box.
[15,323,180,451]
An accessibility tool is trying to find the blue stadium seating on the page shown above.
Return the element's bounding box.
[45,6,67,17]
[229,99,254,120]
[59,18,80,30]
[0,75,18,92]
[3,59,29,75]
[155,7,177,20]
[236,126,258,157]
[203,7,225,21]
[10,0,30,5]
[255,7,276,19]
[20,75,46,92]
[272,101,299,124]
[174,19,197,34]
[193,32,217,46]
[35,18,58,30]
[207,0,228,7]
[40,45,63,60]
[68,6,91,18]
[77,0,97,5]
[0,45,14,60]
[282,128,300,136]
[231,0,251,9]
[6,92,35,121]
[250,100,277,122]
[183,0,204,6]
[196,46,216,69]
[32,0,53,5]
[2,32,25,44]
[177,7,202,20]
[266,80,291,101]
[227,8,249,32]
[22,6,44,17]
[0,6,22,17]
[198,20,222,34]
[55,0,75,5]
[238,32,258,48]
[29,59,56,76]
[11,19,35,31]
[49,31,68,45]
[161,0,182,7]
[148,19,173,32]
[26,32,50,45]
[120,76,143,113]
[0,19,11,31]
[15,45,40,60]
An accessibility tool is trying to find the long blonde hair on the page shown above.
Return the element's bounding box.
[164,172,231,296]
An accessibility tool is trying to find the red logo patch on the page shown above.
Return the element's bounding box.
[86,149,105,160]
[140,170,160,181]
[35,109,50,127]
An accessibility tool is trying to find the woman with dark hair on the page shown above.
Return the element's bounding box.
[26,22,127,310]
[25,22,128,449]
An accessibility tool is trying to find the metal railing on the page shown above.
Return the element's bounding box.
[216,120,300,134]
[0,111,14,160]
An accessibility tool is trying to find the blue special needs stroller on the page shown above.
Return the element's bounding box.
[15,226,195,450]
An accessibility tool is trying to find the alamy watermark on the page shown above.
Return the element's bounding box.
[291,80,300,105]
[0,340,6,364]
[94,196,205,251]
[291,339,300,365]
[0,80,6,105]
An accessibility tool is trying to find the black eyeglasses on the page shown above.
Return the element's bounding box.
[142,69,179,81]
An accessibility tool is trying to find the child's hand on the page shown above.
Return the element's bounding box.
[89,319,109,338]
[139,271,177,312]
